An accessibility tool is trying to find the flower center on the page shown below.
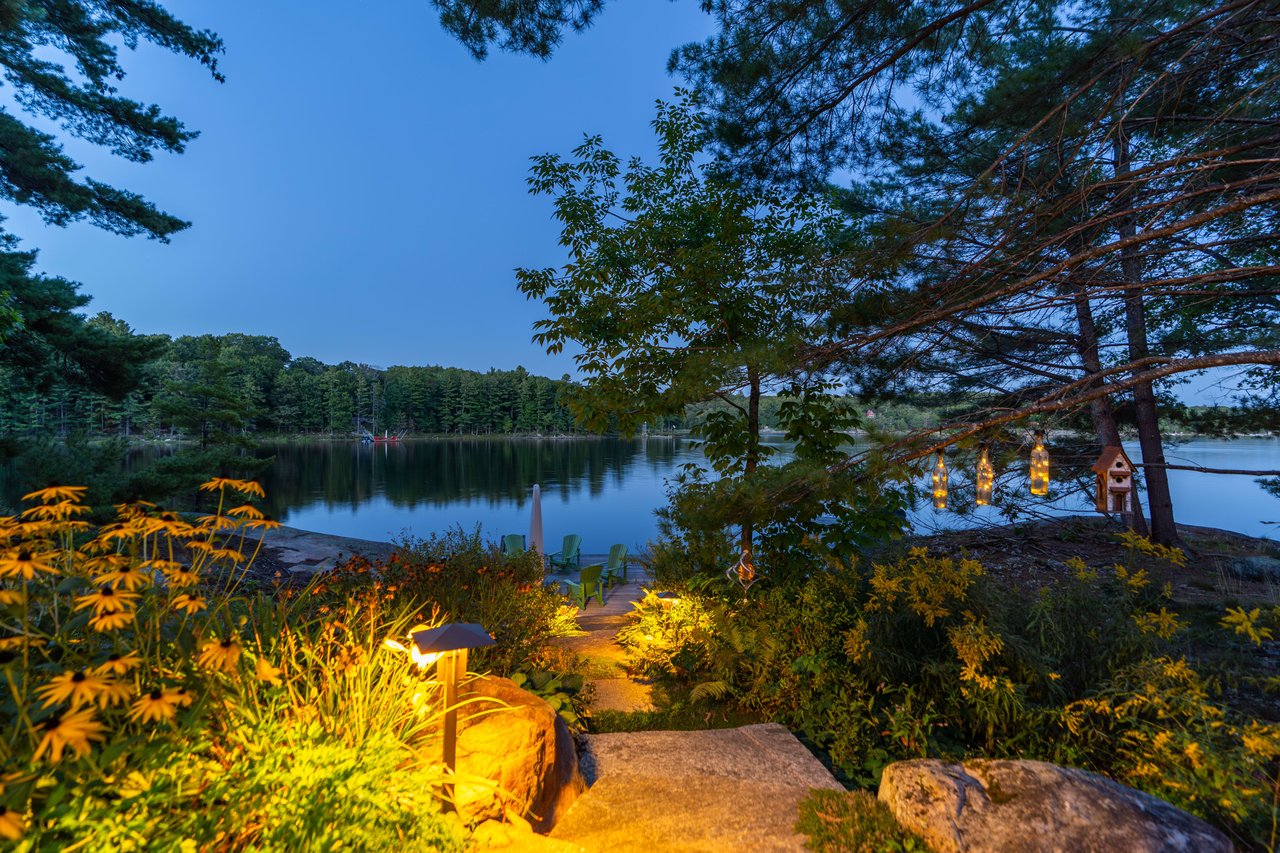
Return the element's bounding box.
[17,550,31,562]
[149,689,162,700]
[72,672,86,683]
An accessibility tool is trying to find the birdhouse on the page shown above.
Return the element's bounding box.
[1091,446,1135,514]
[931,452,948,510]
[1029,431,1050,496]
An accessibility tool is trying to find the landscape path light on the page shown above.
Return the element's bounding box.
[654,591,680,609]
[411,622,495,811]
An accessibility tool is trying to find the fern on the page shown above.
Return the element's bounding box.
[690,679,732,703]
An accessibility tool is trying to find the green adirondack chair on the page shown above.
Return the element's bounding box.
[603,543,629,586]
[548,534,582,571]
[565,564,606,609]
[501,534,525,557]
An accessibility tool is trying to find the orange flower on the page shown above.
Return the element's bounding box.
[96,564,151,590]
[74,584,138,615]
[198,638,242,672]
[93,651,142,676]
[0,550,58,580]
[33,708,104,763]
[128,689,181,724]
[89,610,135,632]
[22,485,88,503]
[0,804,25,840]
[172,593,207,614]
[255,657,283,686]
[36,670,110,709]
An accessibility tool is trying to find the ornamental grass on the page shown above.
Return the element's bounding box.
[0,480,466,850]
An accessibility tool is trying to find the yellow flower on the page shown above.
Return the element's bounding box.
[96,679,133,708]
[198,638,242,672]
[74,584,138,615]
[0,589,24,606]
[94,651,142,676]
[226,504,265,520]
[36,670,111,709]
[33,708,104,763]
[172,593,207,615]
[245,516,281,531]
[199,478,265,499]
[156,561,200,588]
[212,548,246,563]
[172,686,194,707]
[0,805,24,841]
[22,485,88,503]
[0,550,59,579]
[255,657,283,686]
[21,500,90,521]
[89,609,136,632]
[95,564,151,590]
[128,689,181,724]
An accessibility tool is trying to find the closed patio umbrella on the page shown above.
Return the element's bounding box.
[529,484,545,567]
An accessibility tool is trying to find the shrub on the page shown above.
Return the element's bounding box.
[795,789,925,852]
[0,481,464,850]
[620,540,1280,847]
[310,524,578,675]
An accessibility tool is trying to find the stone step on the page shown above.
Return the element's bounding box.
[549,724,843,851]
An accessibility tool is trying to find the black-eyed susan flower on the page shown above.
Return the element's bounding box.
[0,589,23,606]
[212,548,245,563]
[89,609,135,632]
[21,500,90,521]
[96,564,151,591]
[33,708,104,763]
[74,584,138,615]
[171,686,194,707]
[198,638,242,672]
[171,593,207,615]
[255,657,283,686]
[226,504,265,520]
[93,651,142,676]
[96,678,132,708]
[128,689,181,724]
[36,670,111,709]
[0,804,24,841]
[198,478,264,499]
[245,516,281,531]
[0,550,58,580]
[162,562,200,587]
[22,485,88,503]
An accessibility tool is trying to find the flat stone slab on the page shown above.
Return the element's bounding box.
[550,724,842,851]
[241,525,396,574]
[588,678,654,713]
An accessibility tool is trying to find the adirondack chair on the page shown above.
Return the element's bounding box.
[501,534,525,557]
[548,534,582,571]
[603,544,629,586]
[564,564,606,609]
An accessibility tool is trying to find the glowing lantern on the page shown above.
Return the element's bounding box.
[931,452,948,510]
[975,448,995,506]
[1029,431,1050,496]
[726,547,757,591]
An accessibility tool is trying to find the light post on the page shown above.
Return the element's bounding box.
[411,622,495,810]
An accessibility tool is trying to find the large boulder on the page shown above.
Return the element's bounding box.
[878,759,1231,853]
[455,676,585,831]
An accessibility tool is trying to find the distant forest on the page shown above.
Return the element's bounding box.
[0,321,580,442]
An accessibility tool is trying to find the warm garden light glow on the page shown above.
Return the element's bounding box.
[1030,431,1050,496]
[975,448,995,506]
[931,452,948,510]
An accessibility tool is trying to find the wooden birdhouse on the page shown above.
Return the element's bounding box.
[1091,446,1135,514]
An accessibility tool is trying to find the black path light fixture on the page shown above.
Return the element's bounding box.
[411,622,495,810]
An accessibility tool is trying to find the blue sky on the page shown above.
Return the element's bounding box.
[3,1,714,377]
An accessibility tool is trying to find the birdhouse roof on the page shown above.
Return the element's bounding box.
[1091,445,1135,474]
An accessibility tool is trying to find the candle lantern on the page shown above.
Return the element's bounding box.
[931,452,948,510]
[1029,431,1050,496]
[1090,446,1135,514]
[975,448,995,506]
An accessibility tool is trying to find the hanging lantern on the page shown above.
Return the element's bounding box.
[975,447,995,506]
[931,452,948,510]
[726,547,758,591]
[1029,430,1050,496]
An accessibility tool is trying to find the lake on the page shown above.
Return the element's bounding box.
[251,435,1280,550]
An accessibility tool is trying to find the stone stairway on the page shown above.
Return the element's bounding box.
[548,724,844,851]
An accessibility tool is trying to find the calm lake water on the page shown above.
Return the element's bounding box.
[251,436,1280,549]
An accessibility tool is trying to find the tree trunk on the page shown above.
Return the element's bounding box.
[1071,283,1150,536]
[742,366,761,555]
[1113,132,1179,545]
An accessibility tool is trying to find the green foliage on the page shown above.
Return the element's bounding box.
[312,525,581,676]
[795,789,925,853]
[0,481,463,849]
[618,544,1280,846]
[510,669,589,731]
